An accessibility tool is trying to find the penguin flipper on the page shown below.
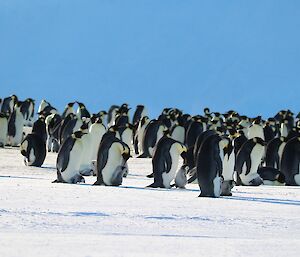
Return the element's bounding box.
[146,173,154,178]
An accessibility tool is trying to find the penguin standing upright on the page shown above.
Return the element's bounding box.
[46,113,62,152]
[76,102,90,118]
[1,95,18,115]
[135,116,150,155]
[78,123,94,175]
[148,136,187,189]
[0,113,8,147]
[107,105,119,127]
[221,137,235,196]
[94,135,131,186]
[7,101,25,146]
[196,134,225,197]
[264,137,286,169]
[118,123,134,152]
[280,137,300,186]
[54,131,86,183]
[89,118,106,161]
[62,102,75,119]
[20,98,35,126]
[248,117,265,140]
[132,105,147,127]
[235,137,265,186]
[138,119,165,158]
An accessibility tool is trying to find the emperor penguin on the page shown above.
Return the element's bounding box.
[248,116,265,140]
[1,95,18,114]
[20,98,35,126]
[0,113,8,147]
[62,102,75,119]
[7,101,25,146]
[32,116,47,143]
[37,100,58,117]
[135,116,150,155]
[280,119,290,137]
[89,118,106,161]
[46,113,62,152]
[38,99,50,114]
[138,119,165,158]
[263,119,277,143]
[186,130,217,183]
[235,137,265,186]
[264,137,286,169]
[170,121,185,144]
[118,123,134,152]
[94,135,131,186]
[107,105,119,127]
[185,117,206,148]
[147,136,187,189]
[196,134,225,197]
[280,137,300,186]
[60,115,83,144]
[20,132,46,167]
[257,167,285,186]
[54,131,86,183]
[221,137,235,196]
[115,109,130,127]
[78,123,94,176]
[132,105,147,127]
[76,102,91,118]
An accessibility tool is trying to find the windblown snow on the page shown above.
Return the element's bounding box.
[0,147,299,257]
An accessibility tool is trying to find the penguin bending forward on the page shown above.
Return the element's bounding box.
[94,135,131,186]
[20,133,46,167]
[147,136,187,189]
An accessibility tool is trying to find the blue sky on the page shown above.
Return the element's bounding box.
[0,0,299,118]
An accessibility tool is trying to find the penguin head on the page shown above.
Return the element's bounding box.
[99,110,108,116]
[203,107,210,115]
[72,131,86,139]
[176,143,187,153]
[253,137,265,146]
[280,136,286,142]
[141,116,150,126]
[80,122,89,132]
[67,102,75,107]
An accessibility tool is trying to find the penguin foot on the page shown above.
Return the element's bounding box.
[93,180,104,186]
[146,182,164,188]
[137,153,150,158]
[249,176,263,186]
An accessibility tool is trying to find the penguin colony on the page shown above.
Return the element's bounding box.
[1,94,300,197]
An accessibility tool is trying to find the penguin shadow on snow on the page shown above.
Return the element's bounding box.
[225,195,300,206]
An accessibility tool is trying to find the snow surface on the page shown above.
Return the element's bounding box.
[0,147,299,257]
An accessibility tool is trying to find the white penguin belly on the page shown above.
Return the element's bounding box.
[171,126,185,143]
[0,118,8,145]
[162,144,180,188]
[11,114,24,146]
[121,129,133,151]
[222,152,235,181]
[102,144,123,185]
[61,141,83,182]
[89,124,106,160]
[248,125,265,140]
[240,144,264,184]
[79,134,93,173]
